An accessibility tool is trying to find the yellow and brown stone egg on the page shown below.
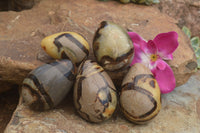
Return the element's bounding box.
[73,60,117,123]
[41,32,90,66]
[21,59,75,111]
[120,63,161,124]
[93,21,134,72]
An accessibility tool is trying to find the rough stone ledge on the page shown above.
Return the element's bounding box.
[0,0,197,93]
[4,73,200,133]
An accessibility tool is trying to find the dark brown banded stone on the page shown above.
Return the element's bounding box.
[54,33,89,57]
[100,48,133,63]
[99,48,134,71]
[94,65,102,70]
[64,33,89,56]
[97,114,107,121]
[75,74,108,123]
[120,73,158,120]
[49,60,75,81]
[22,84,46,111]
[75,76,94,122]
[122,105,159,123]
[77,110,91,122]
[120,63,161,124]
[26,74,54,110]
[100,73,116,92]
[61,51,70,59]
[100,21,108,29]
[96,87,112,108]
[75,59,86,111]
[92,42,99,54]
[48,60,60,66]
[54,35,64,52]
[73,60,117,123]
[133,74,155,85]
[93,21,108,44]
[120,85,157,118]
[75,56,87,67]
[76,76,86,110]
[122,84,153,97]
[115,48,134,62]
[93,21,134,72]
[65,70,76,81]
[137,95,157,119]
[149,80,156,88]
[21,59,75,111]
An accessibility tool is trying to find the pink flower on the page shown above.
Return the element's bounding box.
[128,32,179,94]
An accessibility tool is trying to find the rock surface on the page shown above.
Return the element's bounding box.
[5,72,200,133]
[157,0,200,38]
[0,0,197,93]
[0,56,35,84]
[0,88,19,132]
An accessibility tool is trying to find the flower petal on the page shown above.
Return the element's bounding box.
[145,40,157,54]
[131,43,143,65]
[128,32,147,46]
[151,60,176,94]
[162,54,173,60]
[156,59,166,70]
[153,31,179,56]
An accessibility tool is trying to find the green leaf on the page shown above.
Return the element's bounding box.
[197,57,200,69]
[191,37,200,48]
[195,48,200,58]
[193,47,197,52]
[120,0,131,3]
[153,0,160,3]
[182,26,191,39]
[131,0,159,5]
[181,26,200,69]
